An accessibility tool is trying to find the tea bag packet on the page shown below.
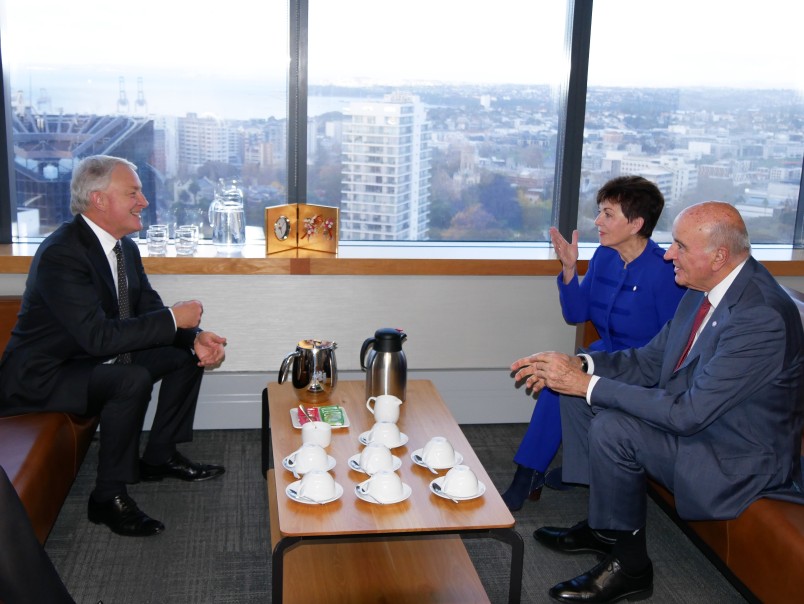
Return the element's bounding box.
[297,406,321,424]
[319,405,345,426]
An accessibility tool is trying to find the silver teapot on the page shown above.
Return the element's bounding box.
[360,328,407,401]
[278,339,338,404]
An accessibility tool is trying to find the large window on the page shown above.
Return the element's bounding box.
[307,0,565,242]
[1,1,802,248]
[578,0,804,245]
[2,0,287,240]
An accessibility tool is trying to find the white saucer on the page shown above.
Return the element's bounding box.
[429,476,486,501]
[282,454,337,478]
[354,482,412,505]
[347,453,402,474]
[410,448,464,470]
[286,479,344,505]
[358,431,409,449]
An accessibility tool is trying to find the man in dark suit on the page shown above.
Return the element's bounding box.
[511,201,804,603]
[0,155,228,537]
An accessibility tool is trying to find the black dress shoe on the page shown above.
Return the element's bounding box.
[549,555,653,603]
[534,520,615,555]
[140,451,225,482]
[88,494,164,537]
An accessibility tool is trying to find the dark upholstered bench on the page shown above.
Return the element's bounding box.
[577,284,804,604]
[0,296,99,544]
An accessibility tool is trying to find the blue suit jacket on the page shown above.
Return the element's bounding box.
[588,257,804,520]
[0,215,195,415]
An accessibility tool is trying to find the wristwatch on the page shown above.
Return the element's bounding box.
[578,355,589,373]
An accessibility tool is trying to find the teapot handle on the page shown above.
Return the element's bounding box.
[278,351,300,384]
[359,337,375,371]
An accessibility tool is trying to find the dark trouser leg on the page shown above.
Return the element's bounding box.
[88,363,154,499]
[557,393,596,485]
[0,466,75,604]
[133,345,204,464]
[587,409,677,532]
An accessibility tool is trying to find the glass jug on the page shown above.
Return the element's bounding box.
[209,178,246,253]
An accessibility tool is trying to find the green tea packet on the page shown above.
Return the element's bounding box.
[319,405,345,426]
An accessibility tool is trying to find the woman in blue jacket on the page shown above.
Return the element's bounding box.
[502,175,686,511]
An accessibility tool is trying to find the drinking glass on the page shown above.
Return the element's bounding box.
[146,224,168,256]
[175,225,197,256]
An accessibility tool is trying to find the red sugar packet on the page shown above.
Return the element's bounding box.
[297,406,321,424]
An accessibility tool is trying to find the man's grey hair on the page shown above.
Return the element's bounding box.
[70,155,137,215]
[707,216,752,256]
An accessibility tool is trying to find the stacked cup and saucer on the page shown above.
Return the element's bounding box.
[284,417,344,505]
[352,394,412,505]
[429,465,486,503]
[411,436,484,502]
[411,436,464,473]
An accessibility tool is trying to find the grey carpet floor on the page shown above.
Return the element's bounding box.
[45,426,746,603]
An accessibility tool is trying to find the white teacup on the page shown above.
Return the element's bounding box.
[358,442,395,475]
[366,394,402,423]
[442,465,479,498]
[285,443,328,474]
[365,421,403,448]
[421,436,456,468]
[358,469,404,503]
[301,420,332,448]
[297,469,337,502]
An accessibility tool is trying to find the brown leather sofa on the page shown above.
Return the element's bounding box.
[0,296,99,544]
[577,284,804,604]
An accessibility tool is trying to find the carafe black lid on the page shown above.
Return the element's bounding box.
[373,328,407,352]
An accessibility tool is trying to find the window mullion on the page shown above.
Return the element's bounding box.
[287,0,308,205]
[552,0,592,240]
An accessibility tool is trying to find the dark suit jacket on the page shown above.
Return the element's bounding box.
[0,215,197,415]
[588,257,804,520]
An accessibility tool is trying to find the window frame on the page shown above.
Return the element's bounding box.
[0,0,802,248]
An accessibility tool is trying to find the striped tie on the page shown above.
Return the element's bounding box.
[113,242,132,364]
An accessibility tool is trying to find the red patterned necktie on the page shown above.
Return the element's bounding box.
[113,242,132,364]
[674,296,712,372]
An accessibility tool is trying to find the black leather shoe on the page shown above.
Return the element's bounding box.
[140,451,225,482]
[88,494,164,537]
[534,520,615,555]
[549,555,653,603]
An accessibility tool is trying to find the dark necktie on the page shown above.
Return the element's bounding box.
[113,242,132,364]
[674,296,712,372]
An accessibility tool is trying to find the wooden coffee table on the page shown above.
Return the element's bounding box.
[263,379,523,603]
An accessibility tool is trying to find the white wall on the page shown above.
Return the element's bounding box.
[1,272,802,427]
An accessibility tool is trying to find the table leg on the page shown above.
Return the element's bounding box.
[261,387,271,477]
[490,528,524,604]
[462,528,523,604]
[272,536,301,603]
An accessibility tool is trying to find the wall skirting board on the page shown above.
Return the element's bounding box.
[144,369,535,430]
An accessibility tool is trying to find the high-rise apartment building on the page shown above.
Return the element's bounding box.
[340,93,431,240]
[178,113,243,172]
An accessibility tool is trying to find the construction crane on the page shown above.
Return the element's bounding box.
[116,76,129,113]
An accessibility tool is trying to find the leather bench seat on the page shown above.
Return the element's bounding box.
[0,296,99,545]
[0,412,98,543]
[649,481,804,603]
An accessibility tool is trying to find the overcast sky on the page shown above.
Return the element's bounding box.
[5,0,802,90]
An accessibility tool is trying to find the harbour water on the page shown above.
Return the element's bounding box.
[11,68,370,121]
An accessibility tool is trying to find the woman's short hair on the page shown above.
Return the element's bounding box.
[70,155,137,215]
[596,175,665,238]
